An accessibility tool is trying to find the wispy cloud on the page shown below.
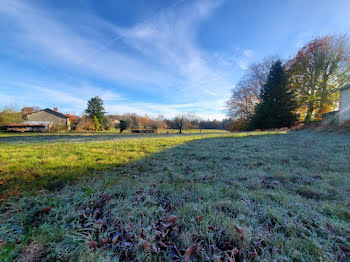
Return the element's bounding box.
[0,0,243,119]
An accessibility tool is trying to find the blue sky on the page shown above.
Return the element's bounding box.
[0,0,349,119]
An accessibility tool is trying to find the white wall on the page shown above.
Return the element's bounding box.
[339,88,350,123]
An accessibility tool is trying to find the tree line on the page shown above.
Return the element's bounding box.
[0,98,231,133]
[81,97,231,133]
[227,34,350,130]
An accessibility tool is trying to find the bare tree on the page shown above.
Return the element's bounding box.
[174,114,187,134]
[226,56,278,123]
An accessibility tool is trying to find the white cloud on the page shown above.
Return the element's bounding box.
[0,0,238,119]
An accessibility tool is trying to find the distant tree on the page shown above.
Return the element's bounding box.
[93,116,100,131]
[249,60,298,130]
[0,106,23,127]
[174,114,187,134]
[118,120,130,133]
[102,117,113,130]
[186,113,200,133]
[21,106,40,116]
[285,35,350,122]
[85,96,106,124]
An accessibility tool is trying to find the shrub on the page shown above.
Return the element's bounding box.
[76,116,95,132]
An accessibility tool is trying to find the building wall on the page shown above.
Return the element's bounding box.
[339,88,350,123]
[26,111,69,129]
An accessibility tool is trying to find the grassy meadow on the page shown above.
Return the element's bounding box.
[0,131,350,261]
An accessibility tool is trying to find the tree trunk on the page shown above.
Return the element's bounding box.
[305,102,314,123]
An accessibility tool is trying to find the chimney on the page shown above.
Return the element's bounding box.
[54,107,58,112]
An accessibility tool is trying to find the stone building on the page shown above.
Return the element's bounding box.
[26,108,71,130]
[338,84,350,123]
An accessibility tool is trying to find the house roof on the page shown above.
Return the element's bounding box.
[7,123,47,127]
[26,108,69,119]
[339,84,350,91]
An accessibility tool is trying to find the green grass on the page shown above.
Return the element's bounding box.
[0,131,349,261]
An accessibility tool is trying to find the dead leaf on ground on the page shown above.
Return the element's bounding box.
[143,241,150,251]
[88,241,97,249]
[339,244,350,253]
[112,234,120,244]
[39,206,52,214]
[92,208,101,220]
[100,238,108,246]
[195,215,204,223]
[248,251,258,259]
[184,243,201,262]
[95,219,106,225]
[233,225,245,237]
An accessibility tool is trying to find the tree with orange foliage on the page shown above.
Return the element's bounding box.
[66,114,80,124]
[285,35,350,122]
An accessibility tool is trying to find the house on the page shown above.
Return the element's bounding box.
[338,84,350,123]
[25,108,71,130]
[322,84,350,125]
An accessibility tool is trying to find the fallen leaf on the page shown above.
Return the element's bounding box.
[92,208,100,220]
[143,241,150,251]
[208,225,215,231]
[88,241,97,249]
[339,244,350,253]
[195,215,204,223]
[248,251,258,259]
[112,234,120,244]
[100,238,108,246]
[184,243,200,262]
[39,206,52,214]
[233,225,245,237]
[140,229,145,239]
[158,241,167,249]
[95,219,106,225]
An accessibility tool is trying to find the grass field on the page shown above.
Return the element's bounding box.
[0,131,350,261]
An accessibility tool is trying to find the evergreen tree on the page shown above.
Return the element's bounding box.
[118,120,130,133]
[85,96,106,124]
[249,60,298,130]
